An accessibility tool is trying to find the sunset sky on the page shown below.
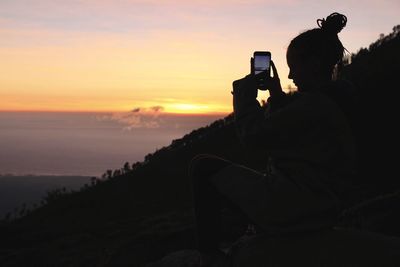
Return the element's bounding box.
[1,0,399,114]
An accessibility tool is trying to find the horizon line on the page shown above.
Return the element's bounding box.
[0,109,231,116]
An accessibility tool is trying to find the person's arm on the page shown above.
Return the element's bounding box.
[232,73,262,121]
[234,92,317,151]
[232,62,324,152]
[232,60,286,149]
[232,60,285,119]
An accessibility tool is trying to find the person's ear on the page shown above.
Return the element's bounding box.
[307,56,323,76]
[309,56,322,69]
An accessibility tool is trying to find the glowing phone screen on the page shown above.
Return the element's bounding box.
[254,54,270,74]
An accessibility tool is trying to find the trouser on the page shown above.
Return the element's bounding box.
[189,154,340,253]
[189,154,266,252]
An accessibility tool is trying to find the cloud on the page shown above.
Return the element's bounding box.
[150,105,164,113]
[97,105,165,129]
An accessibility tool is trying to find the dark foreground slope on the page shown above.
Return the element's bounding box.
[1,26,400,266]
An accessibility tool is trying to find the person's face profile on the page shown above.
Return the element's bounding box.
[286,48,322,90]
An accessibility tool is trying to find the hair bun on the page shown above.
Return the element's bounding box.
[317,12,347,35]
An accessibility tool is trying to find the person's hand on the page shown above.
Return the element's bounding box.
[232,73,258,100]
[256,60,284,97]
[231,60,283,99]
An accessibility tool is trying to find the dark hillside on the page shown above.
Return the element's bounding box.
[340,25,400,193]
[0,115,268,265]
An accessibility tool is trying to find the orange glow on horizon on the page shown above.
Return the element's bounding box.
[1,1,396,115]
[0,26,289,115]
[0,99,232,116]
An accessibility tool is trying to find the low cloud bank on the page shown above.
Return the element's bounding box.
[96,106,165,129]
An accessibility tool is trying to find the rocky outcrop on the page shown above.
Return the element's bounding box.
[147,227,400,267]
[231,227,400,267]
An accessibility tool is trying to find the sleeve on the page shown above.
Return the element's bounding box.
[233,90,325,152]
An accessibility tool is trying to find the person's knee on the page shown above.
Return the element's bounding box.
[188,154,232,182]
[188,154,212,181]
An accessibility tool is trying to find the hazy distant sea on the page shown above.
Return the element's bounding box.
[0,111,226,177]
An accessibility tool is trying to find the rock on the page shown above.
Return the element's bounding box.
[231,227,400,267]
[146,227,400,267]
[145,249,201,267]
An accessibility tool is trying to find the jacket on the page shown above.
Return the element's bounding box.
[233,80,358,213]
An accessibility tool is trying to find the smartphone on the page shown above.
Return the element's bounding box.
[252,51,271,77]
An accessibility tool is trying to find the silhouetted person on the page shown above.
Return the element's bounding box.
[189,13,357,266]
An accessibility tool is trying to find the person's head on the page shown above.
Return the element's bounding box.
[287,13,347,91]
